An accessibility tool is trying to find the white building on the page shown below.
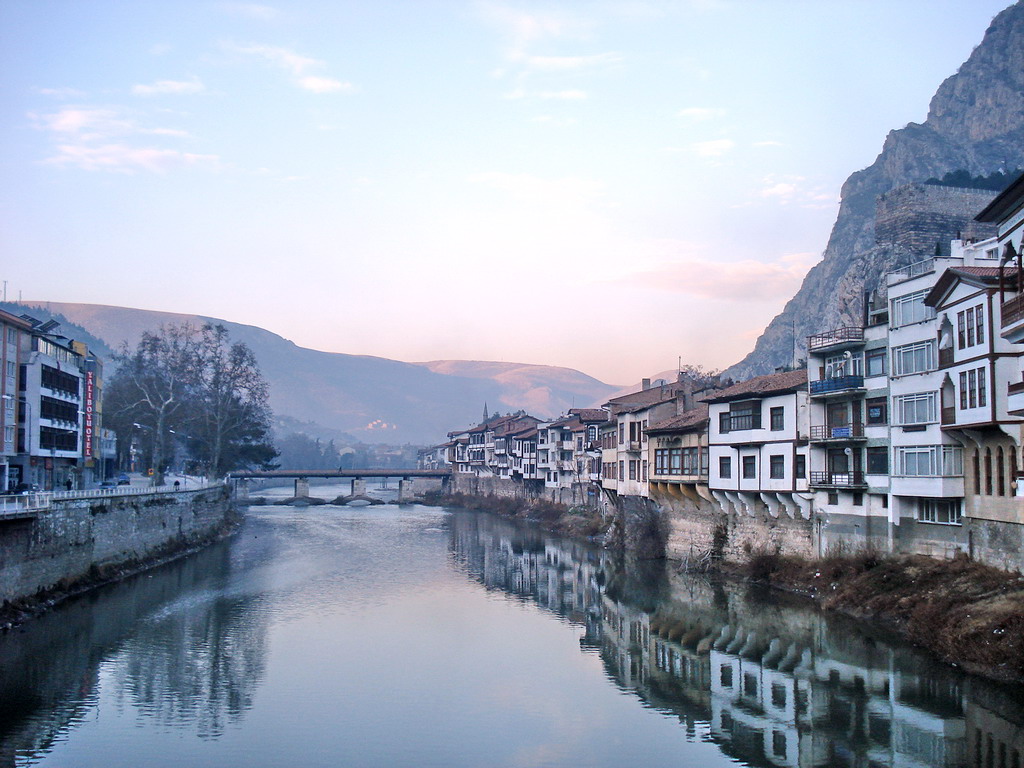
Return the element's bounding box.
[706,369,812,520]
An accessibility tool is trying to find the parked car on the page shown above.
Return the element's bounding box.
[116,473,130,486]
[99,480,118,489]
[13,482,41,495]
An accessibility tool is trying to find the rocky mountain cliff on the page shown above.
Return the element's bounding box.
[8,302,617,445]
[725,0,1024,380]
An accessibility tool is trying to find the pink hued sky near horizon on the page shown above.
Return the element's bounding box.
[0,1,1014,383]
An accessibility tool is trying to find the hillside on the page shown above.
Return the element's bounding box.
[11,302,616,445]
[726,0,1024,379]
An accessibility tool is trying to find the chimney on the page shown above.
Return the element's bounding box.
[642,378,651,391]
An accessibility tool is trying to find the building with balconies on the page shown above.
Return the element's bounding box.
[7,316,87,491]
[602,377,694,501]
[806,312,891,550]
[0,309,33,492]
[880,235,1015,559]
[647,404,711,509]
[706,369,812,520]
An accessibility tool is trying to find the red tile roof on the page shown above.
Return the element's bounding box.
[605,383,685,413]
[569,408,609,422]
[704,369,807,403]
[647,404,709,433]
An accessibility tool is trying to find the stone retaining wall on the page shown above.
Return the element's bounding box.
[0,485,235,604]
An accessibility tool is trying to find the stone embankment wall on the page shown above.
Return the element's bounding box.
[0,485,236,605]
[448,475,817,563]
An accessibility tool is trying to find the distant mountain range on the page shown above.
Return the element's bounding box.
[5,301,620,445]
[726,0,1024,379]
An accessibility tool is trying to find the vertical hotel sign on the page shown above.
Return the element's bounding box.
[84,371,95,466]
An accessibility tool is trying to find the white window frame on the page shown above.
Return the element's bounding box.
[918,498,962,525]
[891,290,935,328]
[893,392,937,425]
[892,341,936,376]
[895,445,963,477]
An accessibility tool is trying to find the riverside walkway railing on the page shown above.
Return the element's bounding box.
[0,479,223,517]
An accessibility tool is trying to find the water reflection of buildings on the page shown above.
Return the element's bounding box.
[0,531,274,763]
[448,512,1024,768]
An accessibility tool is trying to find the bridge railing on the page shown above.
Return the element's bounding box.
[0,479,224,515]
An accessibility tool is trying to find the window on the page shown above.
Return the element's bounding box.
[742,455,756,479]
[618,424,624,444]
[721,401,760,433]
[892,341,935,376]
[853,492,863,506]
[642,460,648,482]
[891,290,934,327]
[825,352,863,378]
[957,305,986,348]
[628,460,637,480]
[654,448,668,474]
[866,349,887,377]
[619,460,624,480]
[895,445,963,477]
[720,665,733,688]
[866,447,889,475]
[827,492,838,505]
[719,456,731,479]
[960,366,988,409]
[918,498,961,525]
[794,454,805,479]
[770,406,785,431]
[894,392,937,425]
[866,397,888,425]
[769,455,785,479]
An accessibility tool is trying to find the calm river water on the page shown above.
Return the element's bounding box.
[1,484,1022,767]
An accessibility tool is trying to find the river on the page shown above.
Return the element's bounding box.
[1,483,1021,767]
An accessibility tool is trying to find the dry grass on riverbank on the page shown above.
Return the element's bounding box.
[729,550,1024,683]
[424,492,610,540]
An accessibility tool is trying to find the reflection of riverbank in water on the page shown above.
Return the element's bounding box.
[448,510,1024,768]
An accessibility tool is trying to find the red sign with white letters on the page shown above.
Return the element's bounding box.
[84,371,95,459]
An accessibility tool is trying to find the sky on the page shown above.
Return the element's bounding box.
[0,0,1015,385]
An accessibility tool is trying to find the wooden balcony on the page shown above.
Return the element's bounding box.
[809,471,866,489]
[808,375,864,397]
[807,327,864,352]
[1002,293,1024,328]
[809,423,865,442]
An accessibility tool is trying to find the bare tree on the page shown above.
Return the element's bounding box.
[106,324,203,484]
[189,324,274,478]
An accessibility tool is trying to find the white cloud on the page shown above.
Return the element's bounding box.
[524,52,621,71]
[469,171,604,207]
[220,2,280,21]
[753,140,783,147]
[225,42,351,94]
[690,138,735,157]
[677,107,724,121]
[31,106,210,174]
[43,144,219,174]
[36,87,86,99]
[623,252,818,301]
[540,89,587,100]
[298,76,352,93]
[132,78,205,96]
[757,175,837,208]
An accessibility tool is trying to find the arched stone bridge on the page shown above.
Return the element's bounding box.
[227,469,451,504]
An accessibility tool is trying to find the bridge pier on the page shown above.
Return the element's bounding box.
[351,478,367,497]
[295,477,310,498]
[398,478,415,503]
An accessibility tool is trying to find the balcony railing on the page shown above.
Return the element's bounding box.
[809,471,866,488]
[808,376,864,396]
[1002,293,1024,328]
[627,440,643,452]
[887,258,935,281]
[807,327,864,351]
[809,423,865,441]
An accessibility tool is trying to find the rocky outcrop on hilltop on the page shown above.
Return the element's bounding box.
[725,1,1024,380]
